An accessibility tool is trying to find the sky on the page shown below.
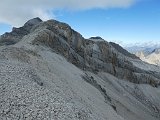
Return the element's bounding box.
[0,0,160,46]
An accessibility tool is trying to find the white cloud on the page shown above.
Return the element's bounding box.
[0,0,136,27]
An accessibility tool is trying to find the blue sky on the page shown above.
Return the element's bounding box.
[0,0,160,46]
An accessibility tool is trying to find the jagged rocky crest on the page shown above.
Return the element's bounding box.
[0,17,42,45]
[0,18,160,120]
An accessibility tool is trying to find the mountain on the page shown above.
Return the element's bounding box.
[0,18,160,120]
[0,17,42,45]
[126,43,160,66]
[126,42,160,54]
[135,48,160,66]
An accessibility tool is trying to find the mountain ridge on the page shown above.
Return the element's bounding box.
[135,48,160,66]
[0,18,160,120]
[125,43,160,66]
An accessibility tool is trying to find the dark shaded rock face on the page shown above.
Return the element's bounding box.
[152,48,160,54]
[1,18,160,87]
[0,17,42,46]
[89,36,103,40]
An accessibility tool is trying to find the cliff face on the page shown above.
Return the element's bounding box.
[20,18,159,87]
[0,18,160,120]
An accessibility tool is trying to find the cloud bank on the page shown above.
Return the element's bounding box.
[0,0,136,27]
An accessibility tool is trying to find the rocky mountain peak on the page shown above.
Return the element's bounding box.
[0,18,160,120]
[1,18,160,87]
[20,18,159,88]
[0,17,42,46]
[24,17,42,27]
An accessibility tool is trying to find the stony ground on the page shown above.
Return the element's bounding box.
[0,45,159,120]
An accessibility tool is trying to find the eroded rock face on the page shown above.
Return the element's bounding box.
[23,19,160,87]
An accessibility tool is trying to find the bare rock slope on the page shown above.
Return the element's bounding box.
[0,18,160,120]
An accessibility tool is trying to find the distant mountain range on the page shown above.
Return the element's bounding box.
[126,44,160,66]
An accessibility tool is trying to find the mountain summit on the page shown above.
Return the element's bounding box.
[0,18,160,120]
